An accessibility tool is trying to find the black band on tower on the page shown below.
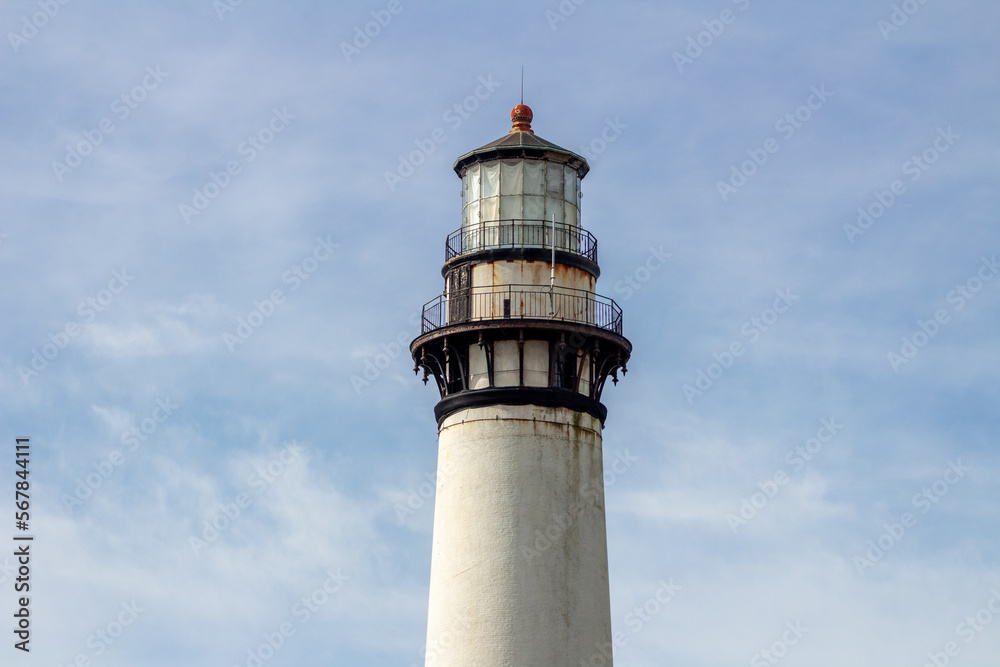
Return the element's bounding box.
[434,387,608,426]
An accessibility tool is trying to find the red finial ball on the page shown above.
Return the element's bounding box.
[510,104,534,134]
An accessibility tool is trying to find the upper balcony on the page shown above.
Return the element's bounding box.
[445,219,598,265]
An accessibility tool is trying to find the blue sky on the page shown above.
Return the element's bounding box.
[2,1,999,665]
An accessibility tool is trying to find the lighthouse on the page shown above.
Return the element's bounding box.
[411,103,631,666]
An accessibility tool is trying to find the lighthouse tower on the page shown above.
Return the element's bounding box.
[411,104,631,666]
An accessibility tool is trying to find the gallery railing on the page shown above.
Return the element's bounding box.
[420,284,623,335]
[444,219,598,263]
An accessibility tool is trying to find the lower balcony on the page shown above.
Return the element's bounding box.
[419,284,623,336]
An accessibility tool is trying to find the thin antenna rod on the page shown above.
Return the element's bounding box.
[549,213,556,316]
[520,66,524,104]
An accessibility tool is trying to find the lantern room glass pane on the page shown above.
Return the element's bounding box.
[546,162,564,196]
[500,195,522,220]
[523,195,544,221]
[500,160,522,196]
[481,196,499,223]
[546,197,565,223]
[564,202,578,228]
[467,199,480,226]
[524,161,545,195]
[482,161,500,198]
[468,164,480,203]
[564,167,577,203]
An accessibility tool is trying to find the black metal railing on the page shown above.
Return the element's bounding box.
[420,284,623,335]
[445,219,598,263]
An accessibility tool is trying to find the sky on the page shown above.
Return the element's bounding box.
[1,0,999,665]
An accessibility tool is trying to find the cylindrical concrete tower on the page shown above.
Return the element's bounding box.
[411,104,631,667]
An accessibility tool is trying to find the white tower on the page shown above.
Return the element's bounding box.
[411,104,631,666]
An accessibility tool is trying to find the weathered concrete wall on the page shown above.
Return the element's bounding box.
[472,260,595,293]
[425,405,612,666]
